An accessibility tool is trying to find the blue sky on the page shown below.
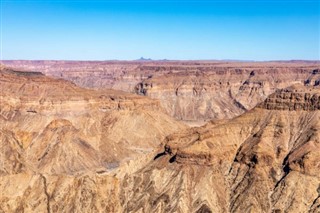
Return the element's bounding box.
[1,0,319,60]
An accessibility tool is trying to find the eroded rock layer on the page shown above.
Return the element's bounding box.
[121,85,320,212]
[2,60,319,121]
[0,66,186,177]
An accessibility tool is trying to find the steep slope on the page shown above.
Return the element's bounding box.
[119,84,320,212]
[0,67,186,176]
[0,173,121,212]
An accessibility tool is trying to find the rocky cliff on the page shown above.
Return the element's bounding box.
[2,60,319,121]
[120,85,320,212]
[258,84,320,111]
[136,65,320,120]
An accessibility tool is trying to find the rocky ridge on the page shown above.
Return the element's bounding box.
[258,84,320,111]
[134,85,320,212]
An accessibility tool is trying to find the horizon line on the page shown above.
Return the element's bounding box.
[1,59,320,62]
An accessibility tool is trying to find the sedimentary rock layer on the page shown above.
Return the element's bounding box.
[0,67,186,176]
[2,60,319,121]
[118,85,320,212]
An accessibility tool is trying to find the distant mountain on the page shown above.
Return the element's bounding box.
[136,57,152,61]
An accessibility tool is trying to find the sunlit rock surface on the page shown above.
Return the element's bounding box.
[2,60,319,121]
[0,63,320,213]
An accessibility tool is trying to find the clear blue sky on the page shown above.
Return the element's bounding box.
[1,0,319,60]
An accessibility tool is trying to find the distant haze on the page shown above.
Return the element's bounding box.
[1,0,319,60]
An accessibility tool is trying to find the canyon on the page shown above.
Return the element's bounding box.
[2,60,319,121]
[0,61,320,213]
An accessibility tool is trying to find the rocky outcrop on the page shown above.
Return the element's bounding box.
[258,85,320,111]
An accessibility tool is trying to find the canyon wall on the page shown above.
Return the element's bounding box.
[120,85,320,212]
[0,67,186,176]
[2,60,319,121]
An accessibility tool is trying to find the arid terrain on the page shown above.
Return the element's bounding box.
[0,61,320,213]
[3,60,319,121]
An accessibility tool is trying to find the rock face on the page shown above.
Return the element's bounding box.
[136,66,320,121]
[0,66,186,212]
[1,64,320,213]
[120,85,320,212]
[258,84,320,111]
[0,66,185,183]
[2,60,319,121]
